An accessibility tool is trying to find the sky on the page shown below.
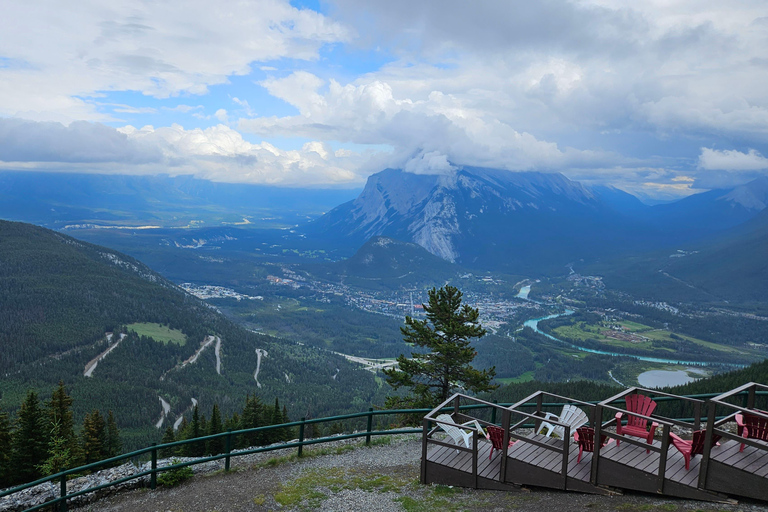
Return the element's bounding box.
[1,0,768,201]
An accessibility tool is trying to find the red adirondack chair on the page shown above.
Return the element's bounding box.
[615,394,659,452]
[486,425,515,460]
[669,430,722,470]
[574,427,610,463]
[735,411,768,452]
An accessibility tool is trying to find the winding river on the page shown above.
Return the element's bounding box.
[523,311,744,368]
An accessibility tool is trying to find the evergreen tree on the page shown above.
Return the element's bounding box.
[206,404,224,455]
[183,405,205,457]
[0,410,12,488]
[270,398,285,443]
[11,390,49,483]
[46,381,80,466]
[225,412,240,433]
[160,426,176,457]
[383,286,497,408]
[81,410,106,465]
[38,420,76,476]
[240,395,264,448]
[104,411,122,459]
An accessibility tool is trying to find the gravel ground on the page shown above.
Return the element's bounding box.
[70,435,768,512]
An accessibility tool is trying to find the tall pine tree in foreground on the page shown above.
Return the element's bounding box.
[0,410,12,487]
[383,286,497,408]
[11,391,49,483]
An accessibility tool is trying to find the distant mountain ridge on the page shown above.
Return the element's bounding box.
[307,167,768,275]
[314,235,460,290]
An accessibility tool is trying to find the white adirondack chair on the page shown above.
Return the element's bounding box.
[435,414,486,450]
[536,404,589,439]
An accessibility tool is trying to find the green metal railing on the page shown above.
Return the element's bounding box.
[1,390,765,512]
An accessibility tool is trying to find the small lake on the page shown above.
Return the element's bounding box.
[637,369,706,388]
[516,285,531,300]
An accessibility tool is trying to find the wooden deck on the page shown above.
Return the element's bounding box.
[705,439,768,501]
[424,433,732,501]
[422,387,768,504]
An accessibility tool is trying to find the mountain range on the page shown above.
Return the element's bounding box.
[307,167,768,275]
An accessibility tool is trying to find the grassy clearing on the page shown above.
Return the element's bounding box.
[553,320,749,356]
[497,371,535,385]
[274,467,404,509]
[127,322,187,345]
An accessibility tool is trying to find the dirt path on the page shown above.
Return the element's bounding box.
[254,348,267,388]
[173,398,197,431]
[155,397,171,429]
[214,336,222,375]
[84,333,125,377]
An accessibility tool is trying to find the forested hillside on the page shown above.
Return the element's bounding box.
[0,220,383,450]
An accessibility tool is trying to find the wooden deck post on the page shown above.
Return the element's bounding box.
[698,401,717,490]
[657,424,670,494]
[421,418,429,484]
[535,394,543,433]
[500,408,511,483]
[473,431,479,489]
[491,400,497,425]
[561,426,570,490]
[590,405,602,486]
[693,401,701,431]
[748,384,756,409]
[453,396,460,416]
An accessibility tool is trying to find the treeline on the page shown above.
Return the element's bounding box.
[0,382,121,489]
[158,395,291,458]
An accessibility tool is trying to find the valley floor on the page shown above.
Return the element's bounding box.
[70,435,768,512]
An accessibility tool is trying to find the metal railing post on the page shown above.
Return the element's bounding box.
[224,430,232,472]
[298,418,305,457]
[150,444,157,490]
[59,474,67,512]
[366,408,373,445]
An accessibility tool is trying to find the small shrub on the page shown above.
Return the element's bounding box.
[157,460,194,487]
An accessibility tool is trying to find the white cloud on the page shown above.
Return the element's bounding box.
[0,0,350,122]
[243,72,614,173]
[214,109,229,123]
[0,118,374,186]
[698,148,768,171]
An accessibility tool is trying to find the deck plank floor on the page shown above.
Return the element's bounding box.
[712,439,768,476]
[425,432,761,501]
